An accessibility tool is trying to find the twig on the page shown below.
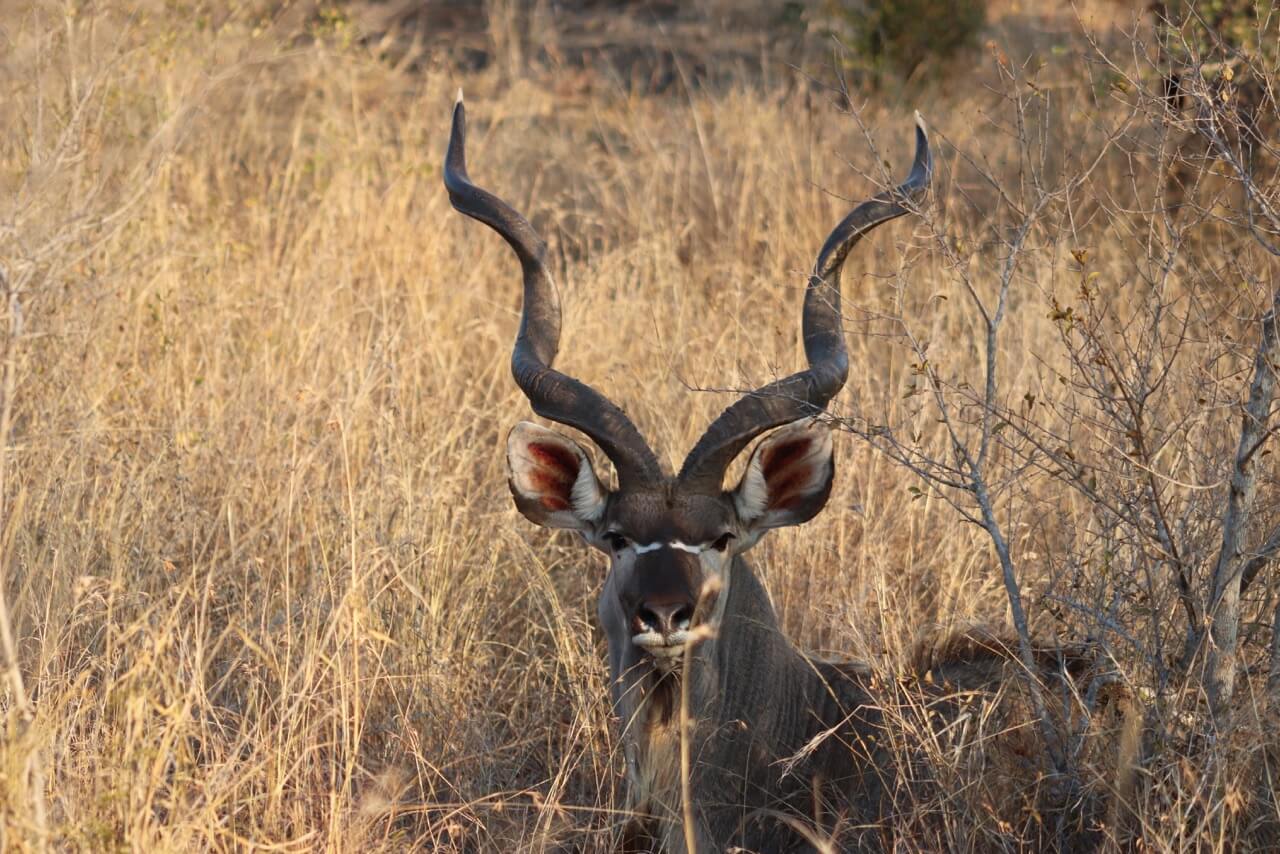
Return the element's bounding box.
[1241,522,1280,593]
[951,191,1068,773]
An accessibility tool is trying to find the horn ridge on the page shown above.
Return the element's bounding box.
[444,98,664,486]
[678,116,932,493]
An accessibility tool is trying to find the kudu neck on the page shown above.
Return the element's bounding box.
[689,555,800,707]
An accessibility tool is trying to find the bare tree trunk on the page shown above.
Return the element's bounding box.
[1205,297,1279,721]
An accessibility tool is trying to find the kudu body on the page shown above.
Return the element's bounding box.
[444,95,1066,851]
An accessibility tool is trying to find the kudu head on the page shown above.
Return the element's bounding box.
[444,92,930,687]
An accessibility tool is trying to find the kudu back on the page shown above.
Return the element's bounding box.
[444,94,1102,852]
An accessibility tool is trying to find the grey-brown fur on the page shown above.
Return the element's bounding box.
[615,559,1097,852]
[618,560,890,852]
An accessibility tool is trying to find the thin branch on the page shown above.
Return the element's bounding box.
[1241,522,1280,593]
[979,195,1048,468]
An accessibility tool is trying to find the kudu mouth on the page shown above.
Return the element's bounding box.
[629,572,726,669]
[632,630,693,653]
[632,629,694,670]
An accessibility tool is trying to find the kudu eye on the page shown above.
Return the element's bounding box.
[711,532,735,553]
[604,532,630,552]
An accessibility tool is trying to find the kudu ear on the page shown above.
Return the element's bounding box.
[731,419,835,532]
[506,421,608,531]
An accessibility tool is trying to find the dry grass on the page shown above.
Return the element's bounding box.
[1,2,1277,851]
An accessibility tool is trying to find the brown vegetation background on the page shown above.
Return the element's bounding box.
[1,0,1277,850]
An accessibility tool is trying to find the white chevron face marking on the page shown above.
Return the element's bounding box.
[629,540,708,555]
[668,541,703,554]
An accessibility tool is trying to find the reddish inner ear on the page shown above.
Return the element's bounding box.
[761,437,814,511]
[762,436,811,478]
[526,441,581,511]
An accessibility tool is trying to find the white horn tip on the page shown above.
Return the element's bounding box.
[913,110,927,134]
[455,87,465,106]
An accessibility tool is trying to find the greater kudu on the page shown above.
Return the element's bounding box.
[444,94,1075,852]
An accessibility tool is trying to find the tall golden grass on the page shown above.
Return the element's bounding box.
[1,2,1276,850]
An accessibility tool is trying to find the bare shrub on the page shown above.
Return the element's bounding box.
[830,6,1280,845]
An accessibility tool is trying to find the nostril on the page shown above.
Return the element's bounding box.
[635,601,697,636]
[635,607,660,633]
[671,606,693,631]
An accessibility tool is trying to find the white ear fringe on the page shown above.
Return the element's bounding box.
[733,457,769,522]
[571,460,606,522]
[733,419,833,525]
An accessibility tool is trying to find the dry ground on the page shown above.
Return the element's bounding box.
[1,1,1277,851]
